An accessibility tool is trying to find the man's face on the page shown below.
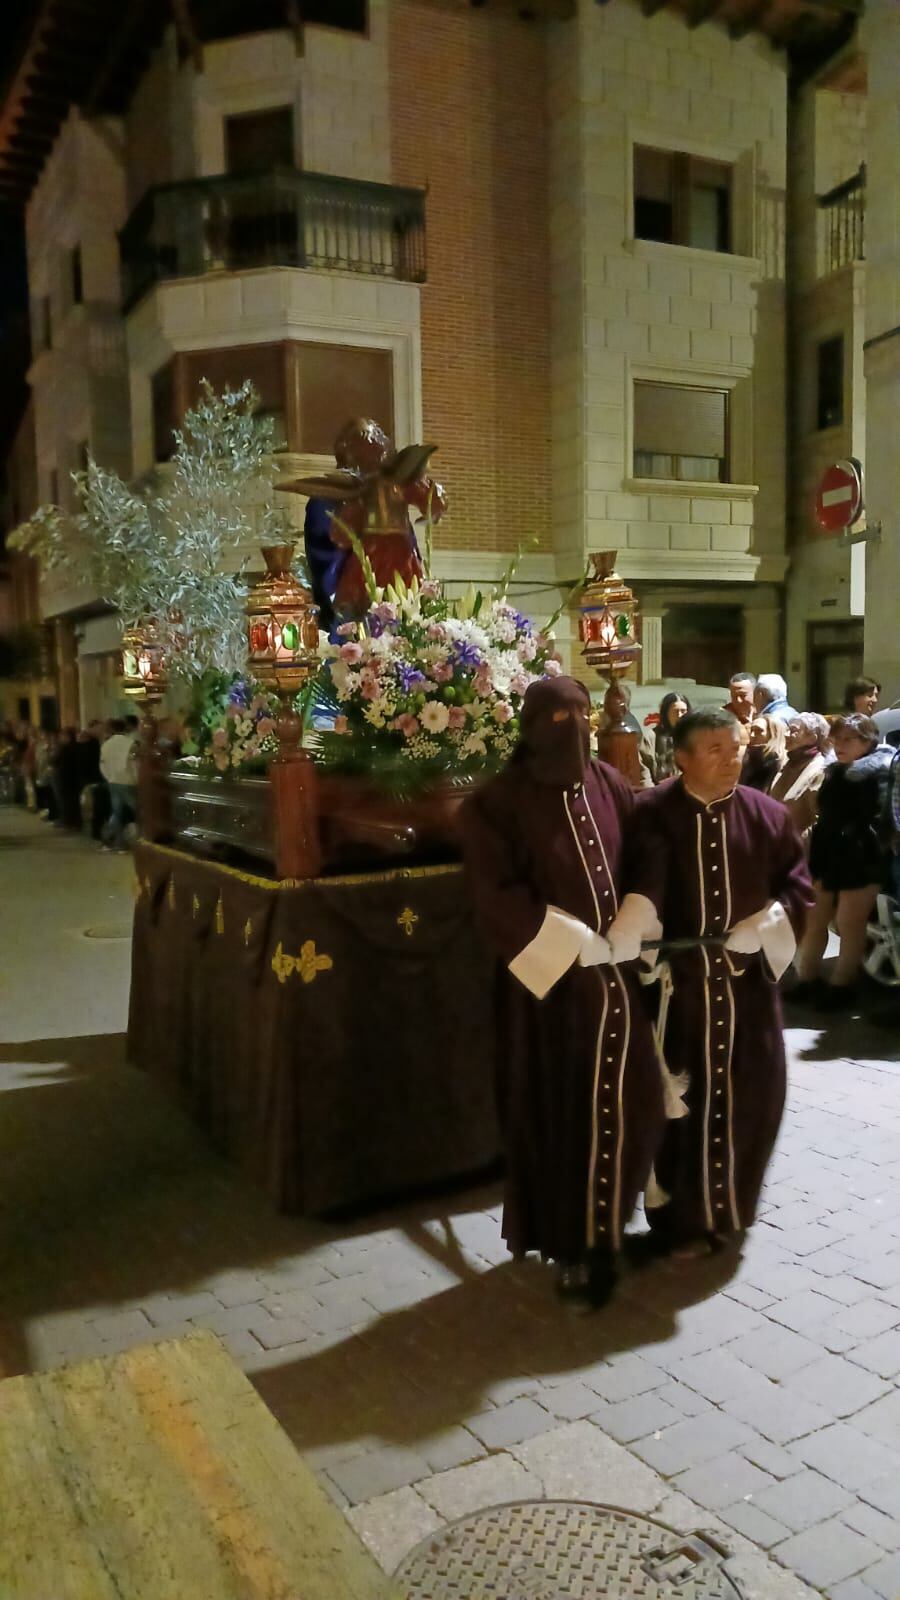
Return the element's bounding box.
[728,680,755,723]
[677,724,744,798]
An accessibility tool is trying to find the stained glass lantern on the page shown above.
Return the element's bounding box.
[578,552,642,679]
[121,620,166,702]
[246,544,320,696]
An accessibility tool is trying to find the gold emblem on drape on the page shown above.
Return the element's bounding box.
[397,907,419,938]
[271,940,333,985]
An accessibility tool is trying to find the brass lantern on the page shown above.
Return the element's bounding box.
[246,544,319,697]
[121,619,166,702]
[578,552,642,679]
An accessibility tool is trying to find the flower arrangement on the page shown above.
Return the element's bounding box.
[311,566,565,792]
[183,673,281,774]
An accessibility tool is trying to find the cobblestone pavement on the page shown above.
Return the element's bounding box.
[2,808,900,1598]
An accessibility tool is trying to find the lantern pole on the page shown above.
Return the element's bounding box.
[245,541,323,877]
[577,551,644,790]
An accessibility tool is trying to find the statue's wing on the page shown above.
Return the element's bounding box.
[276,471,365,498]
[384,443,438,485]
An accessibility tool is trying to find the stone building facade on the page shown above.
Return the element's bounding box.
[1,0,894,720]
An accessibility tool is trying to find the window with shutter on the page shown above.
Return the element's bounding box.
[183,344,288,447]
[295,344,394,456]
[161,342,394,458]
[634,146,732,254]
[634,381,729,483]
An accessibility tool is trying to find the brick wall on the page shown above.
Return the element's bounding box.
[388,2,551,556]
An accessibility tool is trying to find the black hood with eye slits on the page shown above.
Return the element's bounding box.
[516,676,592,787]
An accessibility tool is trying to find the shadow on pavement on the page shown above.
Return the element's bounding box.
[0,1032,742,1445]
[0,1033,336,1374]
[251,1246,742,1456]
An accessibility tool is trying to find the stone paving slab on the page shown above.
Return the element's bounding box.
[3,812,900,1598]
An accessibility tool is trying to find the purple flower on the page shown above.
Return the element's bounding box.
[511,611,532,635]
[228,680,250,709]
[452,641,482,671]
[398,665,428,694]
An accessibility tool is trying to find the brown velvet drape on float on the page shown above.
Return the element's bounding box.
[127,843,500,1215]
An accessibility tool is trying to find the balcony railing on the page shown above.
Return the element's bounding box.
[818,164,865,277]
[120,168,427,311]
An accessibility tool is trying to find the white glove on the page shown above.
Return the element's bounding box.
[579,930,612,966]
[725,901,795,978]
[725,916,764,955]
[607,922,643,963]
[607,893,662,965]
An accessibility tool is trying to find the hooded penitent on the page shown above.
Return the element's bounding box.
[517,676,592,787]
[461,671,664,1271]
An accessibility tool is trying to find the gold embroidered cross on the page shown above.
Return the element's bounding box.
[243,918,253,947]
[397,907,419,938]
[271,939,333,985]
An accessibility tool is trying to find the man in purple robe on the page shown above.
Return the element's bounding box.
[461,676,666,1305]
[609,708,813,1256]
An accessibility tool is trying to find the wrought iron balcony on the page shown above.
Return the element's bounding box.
[119,168,427,311]
[818,164,865,277]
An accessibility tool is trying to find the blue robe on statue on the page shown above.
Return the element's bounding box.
[304,498,347,633]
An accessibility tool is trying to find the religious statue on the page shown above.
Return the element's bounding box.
[278,418,447,627]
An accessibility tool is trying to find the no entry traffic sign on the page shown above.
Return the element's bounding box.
[816,458,864,532]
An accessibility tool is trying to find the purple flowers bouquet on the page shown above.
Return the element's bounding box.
[316,574,562,788]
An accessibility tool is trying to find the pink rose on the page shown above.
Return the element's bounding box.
[340,641,364,664]
[256,717,275,736]
[510,671,530,696]
[359,669,381,701]
[448,706,467,729]
[396,713,419,738]
[333,715,349,734]
[212,728,229,747]
[430,660,453,683]
[492,701,514,724]
[226,703,241,719]
[213,751,229,771]
[544,658,562,676]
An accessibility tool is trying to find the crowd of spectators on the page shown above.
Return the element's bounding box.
[0,715,141,850]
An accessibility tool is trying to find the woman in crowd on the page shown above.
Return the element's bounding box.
[844,676,880,717]
[770,712,831,849]
[644,692,691,783]
[794,713,893,1008]
[740,714,787,793]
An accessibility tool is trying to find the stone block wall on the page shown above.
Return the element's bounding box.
[549,0,789,587]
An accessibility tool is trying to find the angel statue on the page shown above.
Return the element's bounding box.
[278,418,447,628]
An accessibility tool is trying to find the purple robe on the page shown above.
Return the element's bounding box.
[462,758,665,1263]
[623,779,813,1242]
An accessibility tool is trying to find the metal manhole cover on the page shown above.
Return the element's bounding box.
[394,1502,746,1599]
[81,926,132,941]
